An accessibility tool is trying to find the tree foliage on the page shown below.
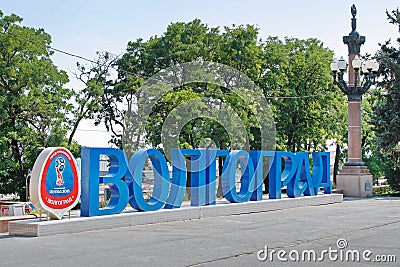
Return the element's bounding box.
[262,37,347,152]
[0,11,73,199]
[373,8,400,190]
[112,20,346,155]
[360,90,386,179]
[68,52,117,146]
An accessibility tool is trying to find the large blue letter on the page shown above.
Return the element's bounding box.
[180,149,211,206]
[312,152,332,194]
[287,152,314,198]
[164,149,187,209]
[269,151,297,199]
[222,150,254,203]
[127,149,171,211]
[205,150,218,205]
[250,150,275,201]
[81,148,129,217]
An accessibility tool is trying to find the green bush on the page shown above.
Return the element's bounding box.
[373,185,394,195]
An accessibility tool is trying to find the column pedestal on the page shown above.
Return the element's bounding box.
[336,165,373,197]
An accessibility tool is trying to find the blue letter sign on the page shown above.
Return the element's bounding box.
[80,148,332,217]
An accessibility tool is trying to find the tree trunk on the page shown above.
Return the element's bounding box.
[263,173,269,194]
[333,143,341,186]
[185,157,191,201]
[68,116,84,146]
[216,156,224,198]
[12,139,26,201]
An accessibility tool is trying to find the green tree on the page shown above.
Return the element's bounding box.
[0,11,73,200]
[68,51,117,146]
[110,20,348,166]
[260,37,347,152]
[373,8,400,190]
[361,90,386,180]
[114,20,262,152]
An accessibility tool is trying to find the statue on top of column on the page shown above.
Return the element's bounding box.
[343,4,365,54]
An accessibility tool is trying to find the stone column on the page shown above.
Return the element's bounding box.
[347,99,362,163]
[347,53,362,164]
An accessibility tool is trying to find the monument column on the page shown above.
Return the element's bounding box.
[330,5,379,197]
[343,5,364,165]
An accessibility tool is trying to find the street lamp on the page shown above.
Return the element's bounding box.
[330,56,379,101]
[330,54,379,169]
[333,4,378,197]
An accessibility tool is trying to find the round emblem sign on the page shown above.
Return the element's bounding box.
[30,147,80,219]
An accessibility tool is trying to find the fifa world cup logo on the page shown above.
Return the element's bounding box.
[55,157,66,186]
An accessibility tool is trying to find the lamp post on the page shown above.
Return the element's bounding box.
[331,56,379,102]
[331,4,379,197]
[331,56,379,166]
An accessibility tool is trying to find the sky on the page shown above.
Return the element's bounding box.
[2,0,399,147]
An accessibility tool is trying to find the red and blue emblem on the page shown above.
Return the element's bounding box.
[30,147,80,219]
